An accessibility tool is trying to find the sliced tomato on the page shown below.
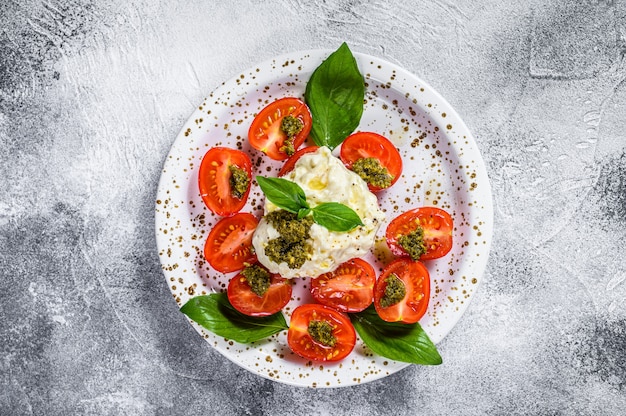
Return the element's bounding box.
[373,259,430,324]
[227,267,292,317]
[310,258,375,313]
[198,147,252,216]
[278,146,319,177]
[248,97,312,161]
[339,132,403,192]
[287,304,356,362]
[204,213,258,273]
[386,207,453,261]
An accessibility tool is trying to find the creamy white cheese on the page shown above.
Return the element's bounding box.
[252,146,385,278]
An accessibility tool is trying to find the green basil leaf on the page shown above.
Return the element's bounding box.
[350,305,442,365]
[311,202,364,232]
[256,176,309,213]
[180,293,288,344]
[297,207,311,219]
[305,43,365,150]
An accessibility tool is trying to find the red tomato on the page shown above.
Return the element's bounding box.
[204,213,258,273]
[310,258,375,313]
[386,207,454,261]
[227,268,292,317]
[278,146,319,177]
[339,132,403,192]
[287,304,356,362]
[198,147,252,216]
[248,97,312,161]
[373,259,430,324]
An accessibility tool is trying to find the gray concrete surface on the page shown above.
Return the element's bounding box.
[1,0,625,414]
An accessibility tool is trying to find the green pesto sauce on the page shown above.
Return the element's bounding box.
[352,157,393,189]
[280,138,296,156]
[279,115,304,156]
[308,320,337,347]
[228,165,249,199]
[380,273,406,308]
[397,225,427,261]
[280,115,304,138]
[240,263,270,296]
[264,210,313,269]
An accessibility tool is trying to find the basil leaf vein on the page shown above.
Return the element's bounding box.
[256,176,308,213]
[305,42,365,150]
[311,202,364,232]
[350,305,442,365]
[180,293,288,344]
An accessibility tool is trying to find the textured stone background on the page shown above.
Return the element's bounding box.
[1,0,625,414]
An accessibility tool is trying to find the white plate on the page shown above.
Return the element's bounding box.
[155,49,493,388]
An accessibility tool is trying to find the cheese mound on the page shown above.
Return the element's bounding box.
[252,146,385,278]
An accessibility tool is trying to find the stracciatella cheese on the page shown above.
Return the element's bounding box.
[253,146,385,278]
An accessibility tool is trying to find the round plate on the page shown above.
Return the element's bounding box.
[155,49,493,388]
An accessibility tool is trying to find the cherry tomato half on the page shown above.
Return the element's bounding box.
[339,132,403,192]
[386,207,454,261]
[248,97,312,161]
[198,147,252,217]
[373,258,430,324]
[204,213,258,273]
[227,267,292,317]
[310,258,375,313]
[287,304,356,362]
[278,146,319,177]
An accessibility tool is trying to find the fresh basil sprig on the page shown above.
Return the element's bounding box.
[256,176,363,232]
[305,42,365,150]
[350,305,442,365]
[180,293,288,343]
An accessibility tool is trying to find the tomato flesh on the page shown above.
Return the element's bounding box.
[227,267,292,317]
[373,259,430,324]
[248,97,312,161]
[287,304,356,362]
[386,207,453,261]
[204,213,258,273]
[198,147,252,216]
[339,132,403,192]
[310,258,375,313]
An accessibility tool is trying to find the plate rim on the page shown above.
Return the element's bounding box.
[155,47,494,387]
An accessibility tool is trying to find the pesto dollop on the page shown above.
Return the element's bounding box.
[352,157,393,189]
[264,210,313,269]
[228,165,249,199]
[308,320,337,347]
[397,226,427,261]
[380,273,406,308]
[279,115,304,156]
[241,263,270,296]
